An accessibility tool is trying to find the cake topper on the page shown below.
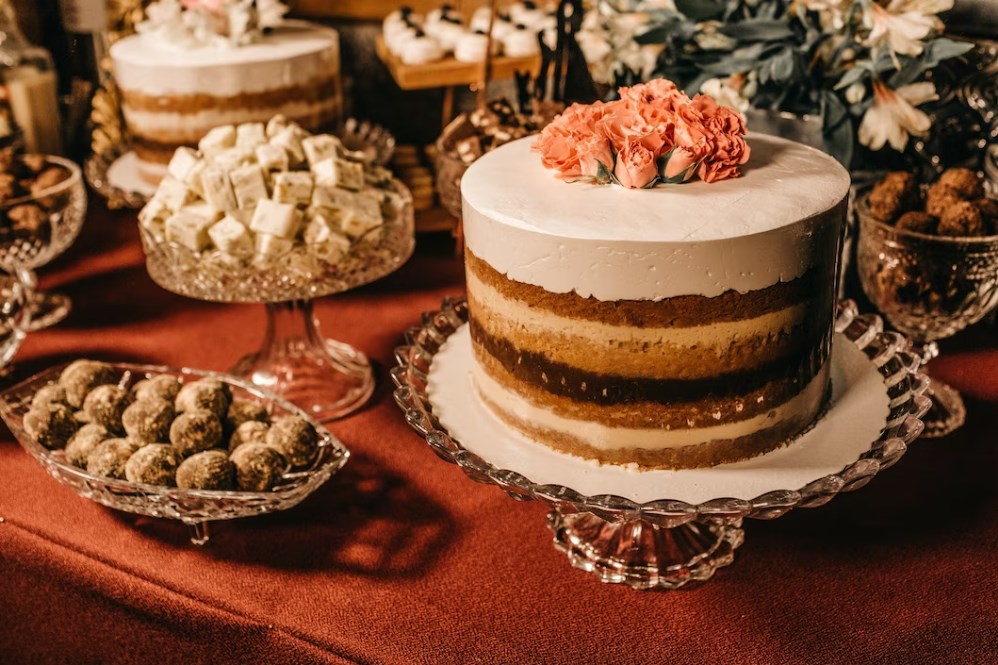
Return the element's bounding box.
[138,0,289,48]
[533,78,750,189]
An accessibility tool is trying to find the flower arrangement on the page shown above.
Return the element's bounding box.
[533,78,750,188]
[587,0,971,166]
[139,0,289,48]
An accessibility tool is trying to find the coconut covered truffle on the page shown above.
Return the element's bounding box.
[170,409,223,457]
[938,200,986,237]
[31,383,68,410]
[122,398,175,443]
[125,443,180,486]
[64,423,109,467]
[23,402,78,449]
[896,211,938,235]
[176,450,234,490]
[230,443,286,491]
[868,171,919,222]
[175,379,230,419]
[228,420,270,451]
[86,438,140,479]
[265,415,319,467]
[937,167,984,200]
[225,399,269,431]
[82,384,130,433]
[58,360,117,408]
[132,374,181,404]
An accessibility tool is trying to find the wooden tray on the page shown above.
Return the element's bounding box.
[375,35,541,90]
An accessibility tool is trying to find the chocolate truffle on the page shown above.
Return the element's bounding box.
[228,420,270,452]
[122,398,175,443]
[225,399,269,431]
[82,384,130,433]
[64,423,110,468]
[868,171,920,222]
[925,182,962,219]
[974,198,998,233]
[132,375,181,403]
[265,415,319,467]
[937,167,984,200]
[170,409,223,457]
[175,379,230,419]
[230,443,287,491]
[58,360,117,408]
[23,402,78,449]
[176,450,234,490]
[30,383,68,410]
[938,200,986,237]
[896,211,938,235]
[125,443,180,486]
[86,438,140,479]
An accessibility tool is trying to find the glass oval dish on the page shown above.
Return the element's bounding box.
[392,297,931,589]
[0,362,350,544]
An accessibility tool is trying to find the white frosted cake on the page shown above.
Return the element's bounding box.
[462,129,850,469]
[112,7,341,184]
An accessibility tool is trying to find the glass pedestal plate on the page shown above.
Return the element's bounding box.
[141,182,414,421]
[393,298,931,589]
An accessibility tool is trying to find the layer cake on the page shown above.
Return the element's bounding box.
[112,20,341,184]
[462,134,850,469]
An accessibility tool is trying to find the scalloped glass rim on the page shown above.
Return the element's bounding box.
[1,156,83,209]
[391,298,932,525]
[0,362,350,517]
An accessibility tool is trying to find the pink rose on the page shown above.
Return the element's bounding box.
[618,78,689,111]
[660,146,699,183]
[699,131,750,182]
[533,101,611,179]
[596,108,667,157]
[614,138,659,189]
[577,134,614,181]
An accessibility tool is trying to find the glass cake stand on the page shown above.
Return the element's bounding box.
[392,298,931,590]
[140,181,414,421]
[0,362,350,545]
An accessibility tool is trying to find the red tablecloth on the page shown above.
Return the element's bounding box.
[1,204,996,665]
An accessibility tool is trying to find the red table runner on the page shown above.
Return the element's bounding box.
[1,204,996,665]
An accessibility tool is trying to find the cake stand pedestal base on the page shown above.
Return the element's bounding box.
[231,300,374,422]
[549,512,744,590]
[25,290,71,331]
[920,378,966,438]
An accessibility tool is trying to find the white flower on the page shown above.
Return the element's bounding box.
[865,0,952,57]
[845,81,867,104]
[858,80,937,151]
[701,75,750,114]
[695,21,738,51]
[800,0,852,31]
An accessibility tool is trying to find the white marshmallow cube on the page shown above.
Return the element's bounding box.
[139,197,170,228]
[166,148,201,182]
[250,199,300,238]
[179,201,223,223]
[340,195,384,239]
[254,232,295,257]
[200,167,238,212]
[313,158,365,191]
[236,122,266,148]
[198,125,236,156]
[265,115,292,139]
[302,134,343,168]
[165,210,214,252]
[208,216,254,255]
[255,144,289,172]
[270,126,306,166]
[154,176,193,211]
[273,172,314,206]
[183,158,207,198]
[305,214,352,262]
[230,164,269,209]
[212,146,255,172]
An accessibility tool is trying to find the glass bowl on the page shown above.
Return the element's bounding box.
[0,155,87,329]
[0,266,31,370]
[0,362,351,544]
[140,179,415,304]
[856,192,998,436]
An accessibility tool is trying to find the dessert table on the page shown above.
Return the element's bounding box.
[1,202,996,665]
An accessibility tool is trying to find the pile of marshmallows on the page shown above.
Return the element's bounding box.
[140,116,391,266]
[383,2,553,65]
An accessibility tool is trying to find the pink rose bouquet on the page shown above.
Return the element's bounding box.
[532,78,750,189]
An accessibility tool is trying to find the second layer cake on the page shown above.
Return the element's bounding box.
[461,134,850,469]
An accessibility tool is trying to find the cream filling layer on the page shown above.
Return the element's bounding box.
[468,270,809,351]
[122,100,339,140]
[472,359,828,451]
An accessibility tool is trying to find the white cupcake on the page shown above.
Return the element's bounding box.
[510,1,546,29]
[388,24,419,56]
[401,31,445,65]
[503,24,540,58]
[435,17,466,52]
[454,30,490,63]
